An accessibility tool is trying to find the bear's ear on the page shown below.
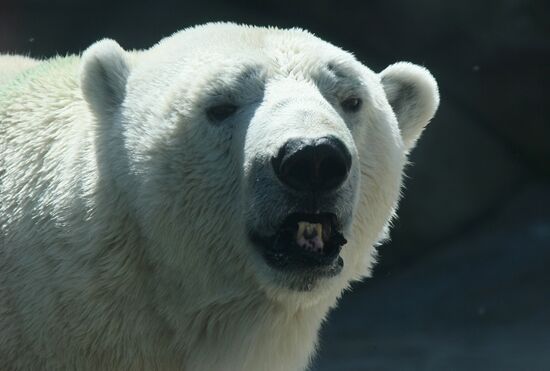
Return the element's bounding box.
[80,39,130,115]
[380,62,439,151]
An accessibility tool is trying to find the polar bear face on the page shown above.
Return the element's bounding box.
[80,24,438,303]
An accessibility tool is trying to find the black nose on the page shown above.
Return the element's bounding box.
[272,136,352,193]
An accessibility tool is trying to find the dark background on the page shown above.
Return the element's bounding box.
[1,0,548,370]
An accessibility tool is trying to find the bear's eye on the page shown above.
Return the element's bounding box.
[340,96,362,113]
[206,104,238,122]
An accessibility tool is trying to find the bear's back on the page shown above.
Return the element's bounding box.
[0,55,93,250]
[0,55,39,86]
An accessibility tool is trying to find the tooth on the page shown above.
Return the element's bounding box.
[305,223,314,237]
[297,222,318,237]
[296,222,325,251]
[315,223,323,239]
[304,223,316,239]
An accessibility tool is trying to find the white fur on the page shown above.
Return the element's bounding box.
[380,62,440,151]
[0,23,438,370]
[80,39,130,114]
[0,55,38,86]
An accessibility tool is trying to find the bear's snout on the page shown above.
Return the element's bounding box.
[271,135,352,194]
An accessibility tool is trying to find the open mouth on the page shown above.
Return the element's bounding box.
[250,212,347,276]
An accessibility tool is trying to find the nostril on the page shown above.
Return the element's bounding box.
[317,147,349,190]
[272,136,352,193]
[279,145,316,191]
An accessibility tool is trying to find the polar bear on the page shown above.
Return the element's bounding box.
[0,23,438,370]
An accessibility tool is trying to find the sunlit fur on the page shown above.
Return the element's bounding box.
[0,23,438,370]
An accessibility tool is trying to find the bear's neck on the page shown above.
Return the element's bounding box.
[138,261,333,371]
[170,290,331,371]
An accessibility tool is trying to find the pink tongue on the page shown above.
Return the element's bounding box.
[297,235,324,253]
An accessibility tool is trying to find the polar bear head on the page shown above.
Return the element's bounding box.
[80,23,438,304]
